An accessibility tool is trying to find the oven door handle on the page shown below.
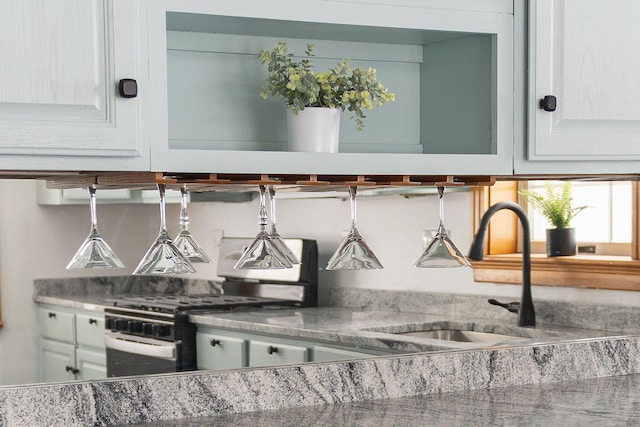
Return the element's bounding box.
[104,332,176,361]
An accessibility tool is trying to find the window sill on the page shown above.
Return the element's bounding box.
[471,254,640,291]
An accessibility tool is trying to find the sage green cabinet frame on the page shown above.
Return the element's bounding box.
[147,0,514,176]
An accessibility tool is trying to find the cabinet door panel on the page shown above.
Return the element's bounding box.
[196,333,246,371]
[0,0,107,121]
[0,0,147,169]
[38,307,75,343]
[76,348,107,380]
[76,314,106,349]
[40,339,75,383]
[249,340,308,368]
[530,0,640,160]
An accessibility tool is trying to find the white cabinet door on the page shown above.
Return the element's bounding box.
[40,338,76,383]
[248,340,309,368]
[0,0,148,171]
[528,0,640,162]
[75,348,107,380]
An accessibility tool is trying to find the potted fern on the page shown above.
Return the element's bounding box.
[519,182,588,257]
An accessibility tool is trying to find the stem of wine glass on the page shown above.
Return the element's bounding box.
[88,184,98,235]
[268,185,277,232]
[179,184,189,232]
[437,186,446,232]
[158,184,168,233]
[258,185,268,233]
[349,186,358,231]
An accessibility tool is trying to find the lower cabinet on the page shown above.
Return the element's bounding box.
[249,340,309,368]
[38,305,106,382]
[40,339,76,383]
[75,348,108,380]
[196,327,389,371]
[195,333,246,371]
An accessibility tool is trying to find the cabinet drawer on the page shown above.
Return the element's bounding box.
[249,340,309,368]
[38,308,75,343]
[196,332,246,371]
[76,313,105,349]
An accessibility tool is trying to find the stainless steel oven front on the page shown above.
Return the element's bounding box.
[104,308,196,377]
[105,332,181,376]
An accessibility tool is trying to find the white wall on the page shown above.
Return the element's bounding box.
[2,180,640,386]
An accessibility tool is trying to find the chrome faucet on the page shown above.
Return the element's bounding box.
[468,201,535,327]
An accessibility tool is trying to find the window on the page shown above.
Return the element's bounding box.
[525,181,632,256]
[470,180,640,291]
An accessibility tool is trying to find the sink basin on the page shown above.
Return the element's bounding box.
[392,329,523,343]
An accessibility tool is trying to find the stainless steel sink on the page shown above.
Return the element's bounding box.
[392,329,523,343]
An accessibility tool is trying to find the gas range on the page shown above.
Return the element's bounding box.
[104,238,318,377]
[104,294,296,342]
[107,294,294,315]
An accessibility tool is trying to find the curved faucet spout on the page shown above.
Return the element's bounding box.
[468,201,535,327]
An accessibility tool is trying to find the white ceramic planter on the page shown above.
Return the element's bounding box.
[286,107,340,153]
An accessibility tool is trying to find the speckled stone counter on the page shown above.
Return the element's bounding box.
[33,276,222,311]
[331,287,640,333]
[7,279,639,426]
[190,307,610,353]
[3,333,640,425]
[117,374,640,426]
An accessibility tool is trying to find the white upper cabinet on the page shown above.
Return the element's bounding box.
[147,0,514,175]
[0,0,149,171]
[522,0,640,174]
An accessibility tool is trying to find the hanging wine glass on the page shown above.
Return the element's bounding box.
[267,185,300,265]
[173,184,211,263]
[66,184,125,269]
[414,186,471,268]
[132,184,196,275]
[234,185,292,269]
[326,186,383,270]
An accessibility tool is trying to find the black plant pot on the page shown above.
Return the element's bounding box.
[546,228,576,257]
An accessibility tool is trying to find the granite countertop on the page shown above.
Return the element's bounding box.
[34,294,110,312]
[190,307,613,353]
[117,374,640,426]
[34,292,612,354]
[13,280,640,426]
[33,291,615,354]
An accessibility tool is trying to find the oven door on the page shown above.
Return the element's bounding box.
[105,331,182,377]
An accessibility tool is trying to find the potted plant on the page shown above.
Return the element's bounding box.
[258,41,395,152]
[519,181,588,257]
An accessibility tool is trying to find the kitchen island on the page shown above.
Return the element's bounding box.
[118,373,640,426]
[2,279,638,425]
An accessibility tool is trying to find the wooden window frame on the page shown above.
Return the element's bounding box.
[470,181,640,291]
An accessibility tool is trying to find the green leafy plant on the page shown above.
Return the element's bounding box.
[519,181,588,229]
[258,41,395,130]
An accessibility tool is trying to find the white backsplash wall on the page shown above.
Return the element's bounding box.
[2,180,640,386]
